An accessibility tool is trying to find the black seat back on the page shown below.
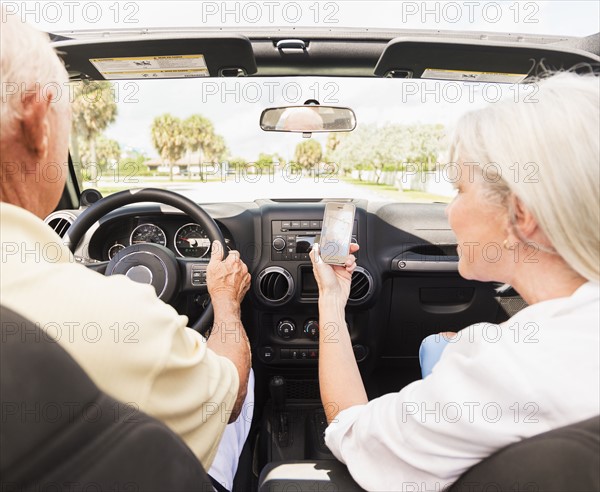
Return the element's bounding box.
[0,305,213,491]
[450,415,600,491]
[258,415,600,492]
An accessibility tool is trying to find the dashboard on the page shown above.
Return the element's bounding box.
[47,198,524,398]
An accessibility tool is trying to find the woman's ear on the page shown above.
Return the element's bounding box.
[20,91,52,160]
[510,195,539,242]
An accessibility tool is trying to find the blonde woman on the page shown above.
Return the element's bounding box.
[310,72,600,491]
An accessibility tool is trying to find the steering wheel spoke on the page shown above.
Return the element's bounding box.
[178,257,210,293]
[85,260,110,274]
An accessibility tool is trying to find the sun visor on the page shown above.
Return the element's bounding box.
[53,35,258,80]
[374,38,599,81]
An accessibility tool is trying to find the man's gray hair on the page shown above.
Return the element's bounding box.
[0,11,69,142]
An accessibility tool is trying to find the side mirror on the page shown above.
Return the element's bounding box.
[260,106,356,133]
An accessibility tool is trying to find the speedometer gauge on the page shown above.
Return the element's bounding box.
[175,224,211,258]
[108,243,125,259]
[130,224,167,247]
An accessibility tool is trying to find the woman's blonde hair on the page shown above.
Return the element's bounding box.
[449,72,599,282]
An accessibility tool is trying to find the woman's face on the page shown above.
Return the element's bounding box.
[445,162,512,283]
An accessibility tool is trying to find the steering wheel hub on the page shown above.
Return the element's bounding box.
[125,265,153,284]
[106,243,179,303]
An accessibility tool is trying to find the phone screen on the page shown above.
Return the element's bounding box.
[319,202,355,265]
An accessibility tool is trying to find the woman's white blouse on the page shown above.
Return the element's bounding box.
[325,282,600,491]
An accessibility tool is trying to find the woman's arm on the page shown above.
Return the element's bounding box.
[310,242,367,423]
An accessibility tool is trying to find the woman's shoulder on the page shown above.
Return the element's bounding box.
[446,282,600,357]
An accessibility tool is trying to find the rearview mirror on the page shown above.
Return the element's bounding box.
[260,106,356,133]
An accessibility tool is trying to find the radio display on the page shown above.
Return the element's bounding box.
[296,236,316,254]
[300,266,319,297]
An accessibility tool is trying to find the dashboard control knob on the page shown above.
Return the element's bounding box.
[277,320,296,339]
[303,319,319,340]
[260,346,275,363]
[272,237,286,251]
[352,344,368,362]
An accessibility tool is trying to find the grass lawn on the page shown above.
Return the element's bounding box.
[87,176,454,203]
[85,176,222,197]
[341,177,453,203]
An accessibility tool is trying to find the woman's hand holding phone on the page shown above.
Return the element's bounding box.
[310,242,360,304]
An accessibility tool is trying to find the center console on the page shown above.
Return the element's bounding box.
[249,203,378,491]
[256,375,365,491]
[254,213,372,367]
[258,376,333,464]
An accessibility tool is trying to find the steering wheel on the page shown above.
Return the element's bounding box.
[63,188,227,335]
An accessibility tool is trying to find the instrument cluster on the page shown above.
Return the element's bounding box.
[105,221,232,260]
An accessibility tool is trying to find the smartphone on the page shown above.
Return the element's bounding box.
[319,202,356,265]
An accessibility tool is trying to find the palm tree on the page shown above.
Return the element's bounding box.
[71,81,118,185]
[151,114,186,181]
[294,140,323,175]
[79,136,121,179]
[204,133,228,164]
[183,115,214,179]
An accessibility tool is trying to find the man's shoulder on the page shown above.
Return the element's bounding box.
[1,203,73,265]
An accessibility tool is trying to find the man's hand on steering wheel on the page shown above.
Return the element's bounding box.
[207,241,251,310]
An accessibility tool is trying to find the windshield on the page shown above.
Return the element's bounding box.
[70,77,531,203]
[38,0,594,203]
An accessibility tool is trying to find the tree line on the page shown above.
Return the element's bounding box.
[150,114,227,181]
[291,123,445,183]
[71,81,446,185]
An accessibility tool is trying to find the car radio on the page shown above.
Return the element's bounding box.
[271,220,357,261]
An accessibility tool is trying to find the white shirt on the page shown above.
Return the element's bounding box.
[0,203,239,468]
[325,281,600,491]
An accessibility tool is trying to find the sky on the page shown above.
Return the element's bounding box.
[5,1,599,35]
[3,1,598,161]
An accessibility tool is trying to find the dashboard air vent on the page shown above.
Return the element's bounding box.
[349,267,374,303]
[44,212,76,238]
[257,267,294,304]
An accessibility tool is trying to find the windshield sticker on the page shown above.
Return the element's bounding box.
[422,69,527,83]
[90,55,209,79]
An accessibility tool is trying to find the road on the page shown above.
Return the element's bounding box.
[139,173,390,203]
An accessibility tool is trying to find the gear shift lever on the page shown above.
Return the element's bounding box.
[269,376,289,446]
[270,375,286,412]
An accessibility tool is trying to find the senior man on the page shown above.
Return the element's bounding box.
[0,14,251,492]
